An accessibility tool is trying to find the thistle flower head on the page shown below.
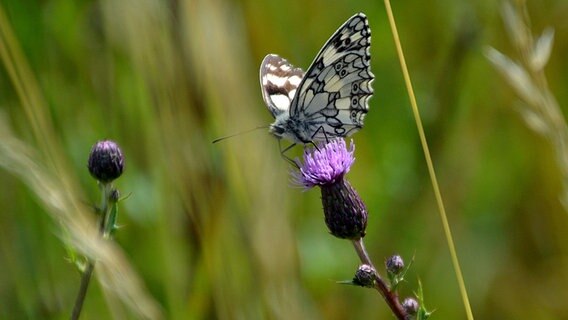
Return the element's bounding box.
[402,297,419,316]
[88,140,124,183]
[353,264,376,288]
[293,139,355,189]
[386,254,405,275]
[292,139,367,240]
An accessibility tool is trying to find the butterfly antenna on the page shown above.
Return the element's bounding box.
[212,126,269,144]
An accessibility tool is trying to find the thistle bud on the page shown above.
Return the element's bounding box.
[386,255,404,275]
[352,264,376,288]
[88,140,124,183]
[402,297,419,316]
[110,189,120,203]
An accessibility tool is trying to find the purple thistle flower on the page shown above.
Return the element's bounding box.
[293,139,355,188]
[293,139,367,240]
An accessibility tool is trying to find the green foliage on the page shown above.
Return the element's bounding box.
[416,279,433,320]
[1,0,568,319]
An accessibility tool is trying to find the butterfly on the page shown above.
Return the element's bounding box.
[260,13,374,147]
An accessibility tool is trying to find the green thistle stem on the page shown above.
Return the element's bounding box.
[70,182,117,320]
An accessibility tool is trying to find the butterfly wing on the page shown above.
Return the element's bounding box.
[259,54,305,118]
[290,13,374,141]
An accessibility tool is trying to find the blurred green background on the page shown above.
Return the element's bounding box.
[1,0,568,319]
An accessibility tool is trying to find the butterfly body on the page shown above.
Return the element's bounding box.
[260,13,374,145]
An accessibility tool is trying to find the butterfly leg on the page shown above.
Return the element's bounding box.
[315,125,331,143]
[278,140,300,168]
[308,126,330,151]
[308,141,320,152]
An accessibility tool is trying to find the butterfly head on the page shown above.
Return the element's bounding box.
[269,113,310,144]
[269,122,286,138]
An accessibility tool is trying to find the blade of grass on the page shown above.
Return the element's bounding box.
[383,1,474,319]
[0,4,162,318]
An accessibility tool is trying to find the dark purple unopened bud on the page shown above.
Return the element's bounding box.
[386,255,404,275]
[88,140,124,183]
[353,264,376,288]
[292,139,367,240]
[402,297,419,315]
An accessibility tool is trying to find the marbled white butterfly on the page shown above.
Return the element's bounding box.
[260,13,374,145]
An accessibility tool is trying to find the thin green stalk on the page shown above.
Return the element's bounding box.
[70,262,95,320]
[70,183,114,320]
[383,1,474,319]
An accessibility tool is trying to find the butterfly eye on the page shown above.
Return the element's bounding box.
[344,37,351,45]
[272,125,286,136]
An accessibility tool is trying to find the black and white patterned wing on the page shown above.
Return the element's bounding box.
[290,13,374,141]
[259,54,305,118]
